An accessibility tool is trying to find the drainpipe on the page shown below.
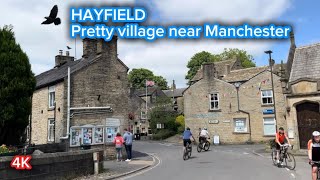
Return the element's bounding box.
[60,67,71,140]
[239,110,252,143]
[234,82,252,143]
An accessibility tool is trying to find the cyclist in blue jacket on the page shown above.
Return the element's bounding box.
[182,127,195,151]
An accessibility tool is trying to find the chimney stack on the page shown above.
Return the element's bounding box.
[172,80,176,90]
[82,38,97,59]
[55,50,74,67]
[225,64,231,75]
[202,62,215,80]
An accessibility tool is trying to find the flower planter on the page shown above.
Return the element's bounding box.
[0,151,18,157]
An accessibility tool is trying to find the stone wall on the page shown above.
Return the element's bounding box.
[31,82,65,145]
[0,149,103,180]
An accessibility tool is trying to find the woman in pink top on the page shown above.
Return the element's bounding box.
[113,133,124,161]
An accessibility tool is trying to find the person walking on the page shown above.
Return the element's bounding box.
[123,128,134,162]
[113,133,124,162]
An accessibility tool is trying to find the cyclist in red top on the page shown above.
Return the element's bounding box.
[275,127,291,164]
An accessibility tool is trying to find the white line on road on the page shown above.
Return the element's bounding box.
[119,153,161,180]
[291,173,295,178]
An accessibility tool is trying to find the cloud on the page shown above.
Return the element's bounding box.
[0,0,292,88]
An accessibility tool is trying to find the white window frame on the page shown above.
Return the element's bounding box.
[48,86,55,108]
[156,123,164,129]
[141,111,146,120]
[263,117,276,136]
[261,90,273,105]
[233,118,247,133]
[209,93,220,110]
[47,119,55,142]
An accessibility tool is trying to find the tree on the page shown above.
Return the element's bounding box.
[149,97,178,134]
[185,49,256,83]
[185,51,219,81]
[128,68,168,90]
[0,25,36,145]
[219,48,256,68]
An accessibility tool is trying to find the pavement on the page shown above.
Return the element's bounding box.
[73,151,155,180]
[74,141,312,180]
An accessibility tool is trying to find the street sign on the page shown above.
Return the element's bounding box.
[263,109,274,114]
[208,120,219,124]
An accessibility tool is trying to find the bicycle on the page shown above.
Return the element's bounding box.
[197,137,210,153]
[271,144,296,170]
[183,142,192,160]
[310,161,320,180]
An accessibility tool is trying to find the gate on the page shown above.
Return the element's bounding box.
[297,102,320,149]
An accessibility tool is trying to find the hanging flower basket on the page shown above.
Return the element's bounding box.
[128,112,135,120]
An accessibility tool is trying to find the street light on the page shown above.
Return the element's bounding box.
[264,50,278,131]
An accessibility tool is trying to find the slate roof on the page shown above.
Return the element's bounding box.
[222,64,284,83]
[289,43,320,82]
[162,88,187,97]
[35,57,129,89]
[191,59,237,82]
[134,87,158,97]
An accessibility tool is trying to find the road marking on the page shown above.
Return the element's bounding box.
[243,152,249,155]
[119,153,161,180]
[291,173,295,178]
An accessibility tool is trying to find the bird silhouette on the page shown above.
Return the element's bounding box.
[67,46,72,50]
[41,5,61,25]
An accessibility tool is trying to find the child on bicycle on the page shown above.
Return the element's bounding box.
[308,131,320,180]
[182,127,195,151]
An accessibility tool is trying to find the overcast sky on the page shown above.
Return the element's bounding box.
[1,0,319,88]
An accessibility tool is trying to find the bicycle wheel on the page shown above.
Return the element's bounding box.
[188,145,192,158]
[197,143,202,153]
[271,149,278,166]
[204,141,210,151]
[285,153,296,170]
[183,148,188,160]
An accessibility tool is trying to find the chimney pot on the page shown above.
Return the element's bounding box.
[59,50,63,56]
[66,51,70,56]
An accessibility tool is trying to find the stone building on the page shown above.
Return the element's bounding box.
[280,33,320,149]
[163,80,187,114]
[183,59,286,144]
[128,86,167,136]
[31,36,130,149]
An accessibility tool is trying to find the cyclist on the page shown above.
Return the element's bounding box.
[182,127,195,151]
[308,131,320,180]
[275,127,291,165]
[199,127,210,146]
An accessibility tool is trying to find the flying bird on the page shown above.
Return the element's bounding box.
[67,46,72,50]
[41,5,61,25]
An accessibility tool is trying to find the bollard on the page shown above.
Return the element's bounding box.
[93,152,99,175]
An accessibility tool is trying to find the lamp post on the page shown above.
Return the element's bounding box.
[264,50,278,130]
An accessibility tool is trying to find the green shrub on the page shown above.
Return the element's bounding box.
[0,145,17,154]
[177,126,185,134]
[152,130,175,140]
